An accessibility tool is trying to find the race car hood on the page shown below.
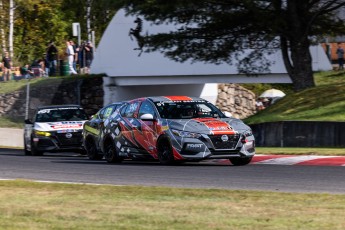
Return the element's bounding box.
[166,117,250,135]
[34,121,86,132]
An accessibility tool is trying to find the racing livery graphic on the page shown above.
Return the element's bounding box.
[24,105,89,156]
[83,102,124,160]
[87,96,255,165]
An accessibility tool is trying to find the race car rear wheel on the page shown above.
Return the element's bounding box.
[229,157,253,166]
[157,137,175,165]
[30,140,43,156]
[104,140,123,163]
[84,137,102,160]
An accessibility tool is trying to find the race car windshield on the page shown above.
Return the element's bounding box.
[35,108,88,122]
[154,101,225,119]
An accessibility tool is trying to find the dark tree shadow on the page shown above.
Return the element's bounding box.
[129,17,145,56]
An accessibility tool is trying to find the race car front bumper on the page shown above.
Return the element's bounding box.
[32,130,84,152]
[174,133,255,160]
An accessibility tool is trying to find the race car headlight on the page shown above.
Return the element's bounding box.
[34,130,51,137]
[241,130,253,143]
[243,130,253,137]
[171,129,201,138]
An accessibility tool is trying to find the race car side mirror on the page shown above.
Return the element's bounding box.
[223,111,232,118]
[140,113,156,121]
[24,119,33,124]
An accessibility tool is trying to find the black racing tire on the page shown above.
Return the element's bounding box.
[30,140,43,156]
[104,141,123,164]
[24,137,31,156]
[229,157,253,166]
[157,137,175,165]
[84,137,103,160]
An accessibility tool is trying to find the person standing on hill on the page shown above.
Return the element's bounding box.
[65,41,77,75]
[84,41,93,74]
[2,51,12,81]
[336,43,344,71]
[69,40,78,72]
[46,41,58,76]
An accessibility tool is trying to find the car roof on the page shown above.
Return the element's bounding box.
[105,102,124,106]
[147,96,208,103]
[36,104,84,110]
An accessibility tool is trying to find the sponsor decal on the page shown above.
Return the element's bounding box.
[51,124,83,129]
[164,96,193,101]
[57,129,79,133]
[161,125,169,131]
[38,107,81,114]
[65,133,73,138]
[194,118,236,134]
[49,121,84,130]
[186,143,203,148]
[185,143,204,152]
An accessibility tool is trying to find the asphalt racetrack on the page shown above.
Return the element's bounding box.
[1,148,345,194]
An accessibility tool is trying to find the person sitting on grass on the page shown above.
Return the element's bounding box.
[20,64,34,79]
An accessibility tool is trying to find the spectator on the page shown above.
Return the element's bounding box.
[2,51,12,81]
[38,59,48,77]
[262,98,271,107]
[69,40,78,72]
[255,98,265,111]
[65,40,77,75]
[20,64,34,79]
[46,41,58,76]
[84,41,93,74]
[336,43,344,71]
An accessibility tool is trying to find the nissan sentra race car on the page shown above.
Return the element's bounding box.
[87,96,255,165]
[24,105,89,156]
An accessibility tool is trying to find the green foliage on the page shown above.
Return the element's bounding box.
[60,0,118,44]
[14,0,69,64]
[0,0,119,66]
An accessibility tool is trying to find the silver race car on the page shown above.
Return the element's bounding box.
[95,96,255,165]
[24,105,89,156]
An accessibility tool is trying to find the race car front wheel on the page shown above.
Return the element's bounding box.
[104,140,123,163]
[157,137,175,165]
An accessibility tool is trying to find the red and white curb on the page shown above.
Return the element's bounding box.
[251,155,345,166]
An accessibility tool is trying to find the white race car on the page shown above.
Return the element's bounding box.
[24,105,89,156]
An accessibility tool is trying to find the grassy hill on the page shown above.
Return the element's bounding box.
[244,71,345,124]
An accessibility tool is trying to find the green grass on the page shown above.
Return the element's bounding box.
[244,71,345,124]
[1,180,345,230]
[256,147,345,156]
[0,77,51,94]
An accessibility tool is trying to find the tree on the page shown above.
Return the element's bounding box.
[8,0,13,58]
[61,0,118,45]
[0,0,116,65]
[115,0,345,91]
